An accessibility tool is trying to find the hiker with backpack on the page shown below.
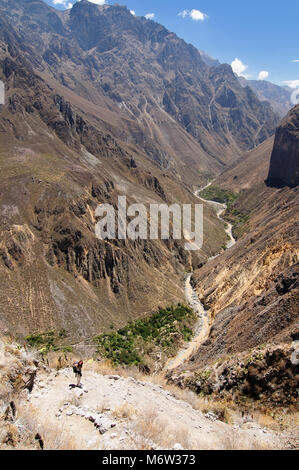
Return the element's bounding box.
[72,360,83,387]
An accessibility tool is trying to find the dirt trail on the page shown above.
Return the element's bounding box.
[14,185,285,451]
[24,367,286,450]
[165,183,236,370]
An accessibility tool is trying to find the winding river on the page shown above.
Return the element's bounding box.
[165,183,236,370]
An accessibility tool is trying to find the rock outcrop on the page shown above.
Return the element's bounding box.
[266,105,299,188]
[168,344,299,407]
[239,77,292,118]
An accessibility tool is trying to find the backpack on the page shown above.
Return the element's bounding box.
[73,360,83,373]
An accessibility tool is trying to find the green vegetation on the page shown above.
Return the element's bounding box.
[94,304,197,367]
[197,369,212,383]
[25,331,73,357]
[244,350,265,366]
[224,206,250,240]
[199,185,249,240]
[199,186,237,206]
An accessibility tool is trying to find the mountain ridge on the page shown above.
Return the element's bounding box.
[0,0,279,181]
[0,0,293,344]
[0,3,230,340]
[199,49,292,118]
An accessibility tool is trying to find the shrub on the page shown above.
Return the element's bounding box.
[199,186,237,206]
[25,331,71,357]
[94,305,197,367]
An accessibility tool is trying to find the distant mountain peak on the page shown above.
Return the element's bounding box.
[0,0,279,169]
[199,48,292,118]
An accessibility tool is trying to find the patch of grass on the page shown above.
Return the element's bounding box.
[60,346,73,354]
[199,186,237,206]
[112,404,136,420]
[94,304,197,367]
[14,405,76,450]
[132,408,193,449]
[25,331,73,357]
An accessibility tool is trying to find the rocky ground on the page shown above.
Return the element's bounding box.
[0,339,298,450]
[3,366,296,450]
[168,341,299,408]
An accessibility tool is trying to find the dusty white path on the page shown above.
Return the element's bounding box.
[25,367,286,450]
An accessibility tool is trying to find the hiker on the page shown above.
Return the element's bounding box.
[72,360,83,387]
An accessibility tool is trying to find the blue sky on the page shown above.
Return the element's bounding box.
[46,0,299,87]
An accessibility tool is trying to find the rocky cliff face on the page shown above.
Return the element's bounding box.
[0,0,284,342]
[178,139,299,369]
[201,54,292,118]
[266,105,299,188]
[0,16,227,341]
[168,343,299,408]
[239,78,292,118]
[0,0,279,182]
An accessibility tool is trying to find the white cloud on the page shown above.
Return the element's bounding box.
[258,70,269,80]
[130,10,136,16]
[54,0,107,8]
[292,60,299,63]
[178,10,188,18]
[283,80,299,89]
[231,58,248,77]
[190,9,206,21]
[53,0,73,8]
[87,0,106,4]
[145,13,155,20]
[178,9,207,21]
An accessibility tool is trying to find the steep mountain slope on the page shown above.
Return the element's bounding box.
[0,0,281,342]
[0,0,279,182]
[178,137,298,369]
[200,52,292,119]
[239,78,292,118]
[266,104,299,187]
[199,50,220,68]
[211,137,274,192]
[0,17,229,341]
